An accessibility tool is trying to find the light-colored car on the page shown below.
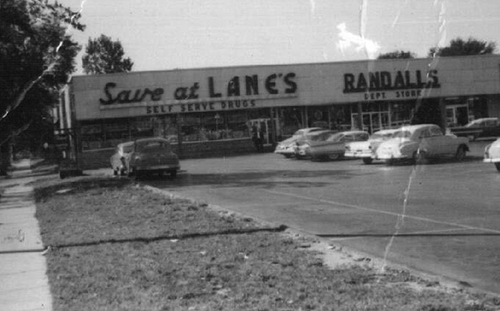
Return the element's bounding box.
[296,130,369,161]
[483,138,500,171]
[375,124,469,164]
[110,138,180,178]
[274,127,324,158]
[110,141,135,176]
[345,129,399,164]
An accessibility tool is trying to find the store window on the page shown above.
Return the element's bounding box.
[180,111,252,142]
[278,106,305,137]
[329,104,352,131]
[390,101,413,127]
[80,121,104,151]
[307,106,329,129]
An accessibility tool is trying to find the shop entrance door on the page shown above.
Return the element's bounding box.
[248,118,272,146]
[351,111,390,134]
[446,105,469,127]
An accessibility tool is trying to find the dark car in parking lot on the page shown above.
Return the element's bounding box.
[450,117,500,140]
[110,138,180,178]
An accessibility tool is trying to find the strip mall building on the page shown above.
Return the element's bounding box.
[56,55,500,169]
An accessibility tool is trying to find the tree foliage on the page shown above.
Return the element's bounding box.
[377,50,416,60]
[82,35,134,74]
[0,0,84,166]
[429,37,496,57]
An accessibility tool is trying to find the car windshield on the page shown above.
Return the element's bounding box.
[370,132,394,140]
[326,133,344,142]
[465,120,483,127]
[393,130,411,138]
[122,144,134,153]
[135,141,170,152]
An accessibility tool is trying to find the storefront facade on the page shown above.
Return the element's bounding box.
[56,55,500,169]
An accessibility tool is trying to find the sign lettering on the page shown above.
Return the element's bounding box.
[100,72,297,106]
[343,70,440,93]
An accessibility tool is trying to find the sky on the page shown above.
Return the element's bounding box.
[58,0,500,74]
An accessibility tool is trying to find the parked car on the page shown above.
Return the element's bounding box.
[344,129,399,164]
[274,127,324,158]
[296,130,369,161]
[450,117,500,140]
[483,138,500,171]
[110,138,180,178]
[110,141,135,176]
[375,124,469,164]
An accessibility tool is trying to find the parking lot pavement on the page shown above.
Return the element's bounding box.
[143,141,500,295]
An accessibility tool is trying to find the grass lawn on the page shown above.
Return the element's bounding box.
[33,175,499,311]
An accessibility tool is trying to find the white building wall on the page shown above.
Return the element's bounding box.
[69,55,500,121]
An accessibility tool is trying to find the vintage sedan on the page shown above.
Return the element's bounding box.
[274,127,324,158]
[110,138,180,178]
[483,138,500,171]
[344,129,399,164]
[110,141,135,176]
[375,124,469,164]
[296,130,369,161]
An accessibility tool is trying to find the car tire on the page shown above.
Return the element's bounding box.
[414,150,427,164]
[283,154,292,159]
[385,159,394,166]
[455,145,467,161]
[113,169,118,176]
[328,153,340,161]
[495,163,500,172]
[362,158,373,165]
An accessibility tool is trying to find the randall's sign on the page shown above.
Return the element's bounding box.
[343,69,441,101]
[99,72,297,108]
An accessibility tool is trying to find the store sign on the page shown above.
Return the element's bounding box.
[99,72,297,106]
[145,99,258,115]
[343,69,441,101]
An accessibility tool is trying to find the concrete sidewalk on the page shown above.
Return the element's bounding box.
[0,159,52,311]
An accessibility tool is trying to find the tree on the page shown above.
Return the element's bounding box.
[377,50,416,59]
[429,37,496,57]
[82,35,134,74]
[0,0,84,172]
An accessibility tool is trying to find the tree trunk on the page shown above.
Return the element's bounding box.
[0,139,11,175]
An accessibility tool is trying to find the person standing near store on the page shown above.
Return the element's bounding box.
[251,123,263,152]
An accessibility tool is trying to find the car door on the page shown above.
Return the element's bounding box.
[427,126,450,155]
[418,127,440,156]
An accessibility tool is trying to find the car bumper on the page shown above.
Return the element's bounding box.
[135,164,180,171]
[376,152,407,160]
[483,158,500,163]
[344,150,373,158]
[275,147,296,155]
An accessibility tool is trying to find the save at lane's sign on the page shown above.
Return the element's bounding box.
[99,72,297,107]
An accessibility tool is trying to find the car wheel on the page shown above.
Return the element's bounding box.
[455,145,467,161]
[328,153,340,160]
[283,154,292,159]
[362,158,373,165]
[414,150,427,164]
[385,159,394,166]
[113,169,118,176]
[170,170,177,178]
[495,163,500,172]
